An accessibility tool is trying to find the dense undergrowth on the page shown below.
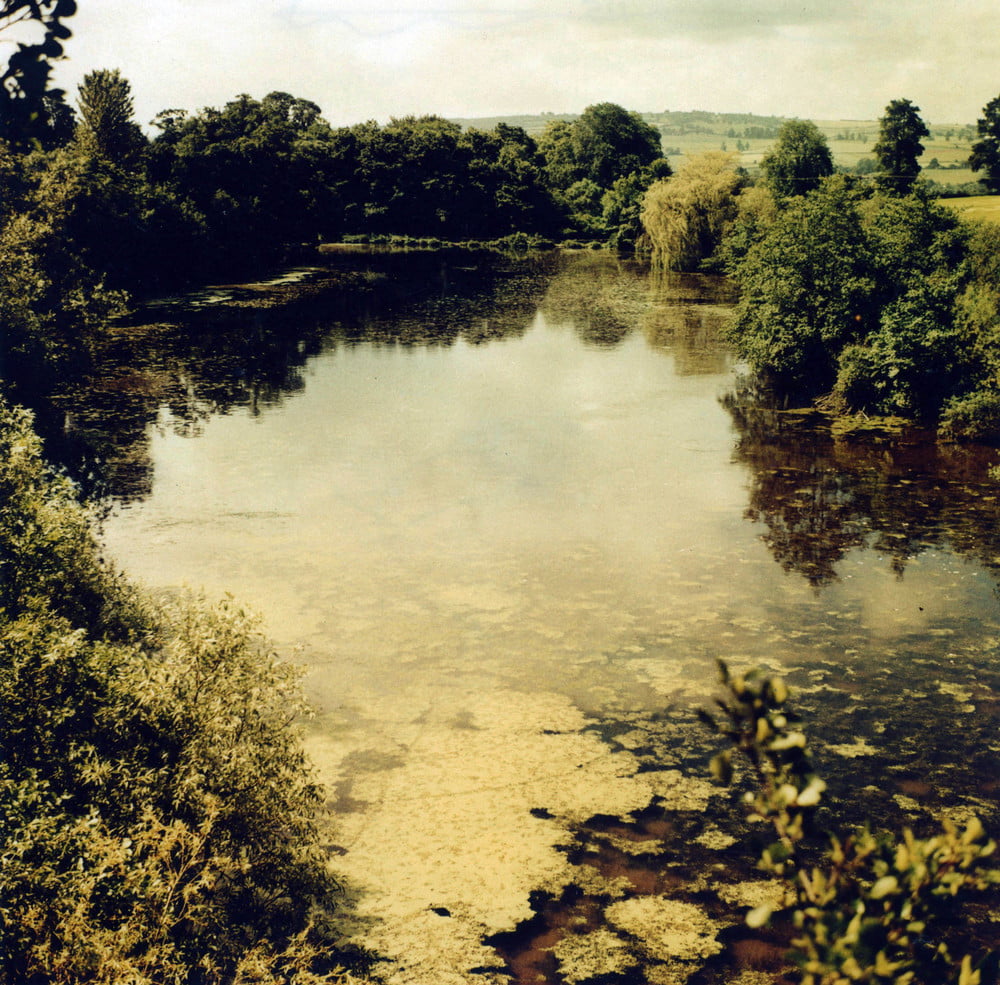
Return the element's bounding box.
[0,398,364,984]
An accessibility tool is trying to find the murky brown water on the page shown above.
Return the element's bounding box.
[52,250,1000,983]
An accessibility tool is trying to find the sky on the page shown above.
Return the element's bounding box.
[33,0,1000,129]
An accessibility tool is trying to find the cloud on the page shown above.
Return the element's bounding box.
[572,0,865,42]
[46,0,1000,127]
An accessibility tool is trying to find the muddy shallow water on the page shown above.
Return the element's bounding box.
[54,250,1000,982]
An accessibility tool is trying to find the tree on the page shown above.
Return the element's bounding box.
[760,119,833,199]
[0,0,76,150]
[873,98,929,194]
[537,119,582,191]
[571,102,663,188]
[75,68,147,167]
[146,91,341,270]
[969,93,1000,193]
[727,176,876,392]
[538,105,668,239]
[602,157,672,250]
[641,151,742,270]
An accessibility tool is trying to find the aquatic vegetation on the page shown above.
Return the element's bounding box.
[701,659,1000,985]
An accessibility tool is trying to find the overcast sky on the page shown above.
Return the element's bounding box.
[42,1,1000,129]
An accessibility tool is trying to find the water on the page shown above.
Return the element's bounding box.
[53,250,1000,983]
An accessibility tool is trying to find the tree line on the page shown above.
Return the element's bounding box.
[3,65,672,279]
[641,99,1000,443]
[1,63,674,396]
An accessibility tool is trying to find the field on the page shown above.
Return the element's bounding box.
[452,110,980,184]
[943,194,1000,223]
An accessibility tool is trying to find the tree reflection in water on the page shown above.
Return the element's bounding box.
[723,376,1000,589]
[31,250,564,502]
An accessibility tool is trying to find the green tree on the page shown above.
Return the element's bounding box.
[0,143,132,393]
[602,157,672,250]
[537,105,667,239]
[873,98,929,194]
[726,177,985,424]
[760,119,834,199]
[969,93,1000,193]
[727,176,876,392]
[75,68,146,167]
[537,119,582,191]
[147,91,340,271]
[571,102,663,188]
[0,0,76,150]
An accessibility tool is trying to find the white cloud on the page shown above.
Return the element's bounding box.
[46,0,1000,127]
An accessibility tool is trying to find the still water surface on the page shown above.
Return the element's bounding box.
[77,250,1000,982]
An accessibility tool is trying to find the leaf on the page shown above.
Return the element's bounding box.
[870,875,899,900]
[746,905,773,929]
[958,954,981,985]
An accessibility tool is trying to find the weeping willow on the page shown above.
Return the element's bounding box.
[641,151,743,270]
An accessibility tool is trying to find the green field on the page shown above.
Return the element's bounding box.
[943,194,1000,223]
[452,110,978,179]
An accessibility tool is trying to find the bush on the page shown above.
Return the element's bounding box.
[0,397,354,984]
[701,660,1000,985]
[726,177,876,394]
[940,388,1000,443]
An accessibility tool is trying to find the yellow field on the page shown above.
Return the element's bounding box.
[943,195,1000,224]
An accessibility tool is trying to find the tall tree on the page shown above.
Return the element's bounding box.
[873,98,929,194]
[969,93,1000,193]
[571,102,663,188]
[76,68,146,166]
[760,119,833,199]
[0,0,76,150]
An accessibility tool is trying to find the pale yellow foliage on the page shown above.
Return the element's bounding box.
[641,151,742,271]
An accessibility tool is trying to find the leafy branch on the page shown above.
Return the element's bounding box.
[701,659,1000,985]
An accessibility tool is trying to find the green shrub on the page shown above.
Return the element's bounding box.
[0,399,144,638]
[0,398,356,984]
[701,660,1000,985]
[940,388,1000,442]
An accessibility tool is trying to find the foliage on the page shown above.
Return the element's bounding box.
[146,91,343,271]
[601,157,673,250]
[969,94,1000,194]
[725,176,1000,430]
[536,103,669,242]
[570,102,664,189]
[75,68,147,167]
[701,660,1000,985]
[0,142,134,393]
[0,400,142,636]
[760,119,834,199]
[726,176,876,393]
[832,191,972,417]
[0,0,76,150]
[940,220,1000,440]
[0,397,355,983]
[332,115,562,241]
[873,99,929,195]
[641,151,742,270]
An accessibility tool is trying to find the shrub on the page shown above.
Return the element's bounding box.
[701,660,1000,985]
[0,397,354,984]
[940,388,1000,443]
